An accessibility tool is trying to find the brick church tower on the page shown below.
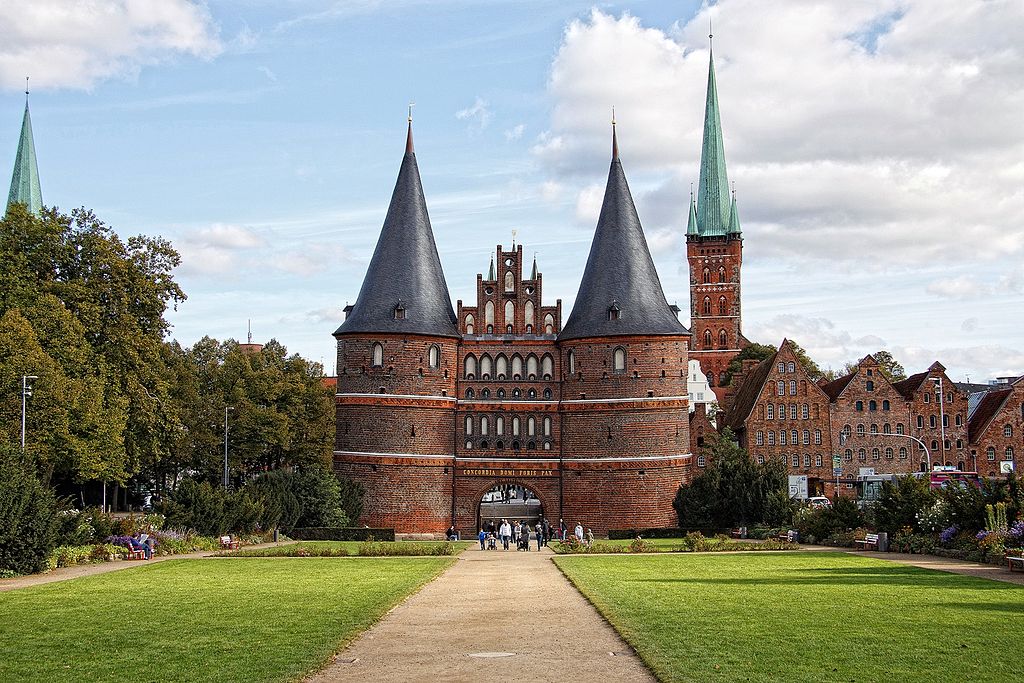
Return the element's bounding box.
[558,125,693,529]
[687,42,747,401]
[333,120,461,533]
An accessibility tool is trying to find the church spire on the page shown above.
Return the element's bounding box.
[695,42,736,237]
[334,119,459,339]
[8,80,43,215]
[530,254,538,280]
[686,191,698,236]
[560,126,688,341]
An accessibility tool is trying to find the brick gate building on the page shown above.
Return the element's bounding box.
[332,118,693,536]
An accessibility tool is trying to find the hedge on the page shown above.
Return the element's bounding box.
[289,527,395,541]
[607,527,721,540]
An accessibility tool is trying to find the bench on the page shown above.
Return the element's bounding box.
[1007,556,1024,572]
[855,533,880,551]
[126,546,146,560]
[219,535,240,550]
[730,527,747,539]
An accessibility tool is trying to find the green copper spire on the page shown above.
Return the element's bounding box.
[487,255,495,280]
[695,45,735,237]
[530,255,538,279]
[727,193,741,234]
[686,193,698,236]
[8,96,43,215]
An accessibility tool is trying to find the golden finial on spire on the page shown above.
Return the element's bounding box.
[408,101,415,122]
[405,101,415,154]
[611,106,619,160]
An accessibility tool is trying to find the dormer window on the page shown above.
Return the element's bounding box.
[393,300,406,320]
[608,301,620,321]
[343,304,354,320]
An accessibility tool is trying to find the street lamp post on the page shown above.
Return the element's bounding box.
[931,376,946,465]
[223,406,234,488]
[840,430,932,473]
[21,375,38,452]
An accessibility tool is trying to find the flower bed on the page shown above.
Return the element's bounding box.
[551,532,799,554]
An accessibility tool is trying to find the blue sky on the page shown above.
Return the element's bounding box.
[3,0,1022,382]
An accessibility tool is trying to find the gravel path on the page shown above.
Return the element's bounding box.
[803,545,1024,586]
[306,544,654,683]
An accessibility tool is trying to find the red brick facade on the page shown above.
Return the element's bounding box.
[687,233,745,401]
[968,377,1023,478]
[334,245,692,536]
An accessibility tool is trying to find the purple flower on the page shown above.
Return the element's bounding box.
[976,530,989,541]
[105,535,135,548]
[939,526,958,544]
[1009,521,1024,541]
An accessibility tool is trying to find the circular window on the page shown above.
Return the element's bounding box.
[484,287,493,295]
[504,258,514,267]
[525,286,534,294]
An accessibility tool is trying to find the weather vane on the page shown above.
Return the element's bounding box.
[408,101,415,122]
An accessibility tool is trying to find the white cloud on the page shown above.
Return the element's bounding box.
[455,96,492,130]
[536,3,1024,267]
[574,183,604,224]
[0,1,223,90]
[925,275,989,300]
[192,223,265,250]
[504,123,525,141]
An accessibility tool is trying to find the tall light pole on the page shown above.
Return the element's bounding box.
[840,430,932,474]
[21,375,38,452]
[223,406,234,488]
[931,376,946,466]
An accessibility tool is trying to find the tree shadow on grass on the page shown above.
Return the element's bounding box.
[933,601,1024,614]
[626,566,1019,590]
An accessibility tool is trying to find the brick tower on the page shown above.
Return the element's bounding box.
[558,124,693,530]
[333,119,460,533]
[687,41,746,401]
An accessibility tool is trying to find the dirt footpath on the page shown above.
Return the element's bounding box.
[307,545,654,683]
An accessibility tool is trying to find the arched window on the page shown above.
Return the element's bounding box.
[465,441,473,450]
[485,301,494,326]
[504,271,514,292]
[613,347,626,372]
[929,415,936,428]
[495,354,508,379]
[814,429,822,445]
[718,296,727,315]
[464,354,477,378]
[778,362,786,373]
[481,388,490,399]
[703,297,712,315]
[428,345,440,369]
[793,454,800,468]
[767,431,775,445]
[718,266,726,283]
[497,388,506,399]
[1006,447,1015,460]
[719,329,728,349]
[767,404,775,419]
[480,354,493,379]
[511,388,520,399]
[869,400,877,411]
[756,431,764,446]
[527,388,536,399]
[802,404,809,419]
[883,423,891,434]
[803,430,810,445]
[1004,425,1013,437]
[703,267,711,283]
[567,351,576,375]
[845,449,853,460]
[780,430,787,445]
[987,446,996,460]
[777,381,785,397]
[543,388,552,399]
[870,424,878,434]
[480,417,489,435]
[372,343,383,367]
[528,417,536,436]
[504,300,515,330]
[872,448,880,461]
[465,388,474,399]
[899,447,907,459]
[866,380,874,392]
[544,314,554,334]
[465,416,473,435]
[789,380,797,396]
[882,400,890,411]
[707,371,715,387]
[465,314,474,335]
[896,423,905,435]
[885,447,894,459]
[524,301,534,328]
[527,354,539,378]
[541,354,553,379]
[543,417,552,436]
[496,416,504,436]
[857,424,865,436]
[787,362,795,373]
[704,330,713,348]
[512,417,521,436]
[855,400,864,411]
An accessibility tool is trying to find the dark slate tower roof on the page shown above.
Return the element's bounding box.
[559,127,689,341]
[334,122,459,339]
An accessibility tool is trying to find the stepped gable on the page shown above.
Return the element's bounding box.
[334,122,459,339]
[8,97,43,215]
[559,128,688,341]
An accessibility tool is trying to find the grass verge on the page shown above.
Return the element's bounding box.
[0,557,452,682]
[554,551,1024,682]
[227,540,472,557]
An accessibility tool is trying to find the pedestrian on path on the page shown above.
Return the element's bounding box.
[478,528,486,550]
[585,528,594,548]
[500,519,511,550]
[560,518,567,541]
[542,517,551,546]
[535,522,543,551]
[575,522,584,542]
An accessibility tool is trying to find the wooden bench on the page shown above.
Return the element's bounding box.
[126,545,146,560]
[730,527,747,539]
[219,535,240,550]
[855,533,880,550]
[1007,556,1024,572]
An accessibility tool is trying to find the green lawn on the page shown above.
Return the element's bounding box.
[228,540,472,557]
[555,551,1024,682]
[0,557,452,682]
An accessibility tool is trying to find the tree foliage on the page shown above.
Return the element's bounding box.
[872,475,936,534]
[674,429,793,528]
[721,343,775,386]
[0,444,63,574]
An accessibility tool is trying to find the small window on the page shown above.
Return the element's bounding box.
[869,400,877,412]
[857,424,865,436]
[955,414,962,426]
[512,417,521,436]
[899,447,907,459]
[528,417,536,436]
[465,416,473,435]
[480,417,489,435]
[757,454,765,465]
[719,330,728,349]
[882,400,890,411]
[608,302,621,321]
[814,430,822,445]
[481,389,490,399]
[883,423,891,434]
[777,381,785,397]
[858,448,866,461]
[855,400,864,411]
[866,380,874,392]
[698,455,706,467]
[930,415,937,428]
[790,404,798,419]
[1004,425,1013,438]
[497,388,506,399]
[703,268,711,284]
[787,362,795,373]
[815,454,823,467]
[778,362,786,374]
[567,351,576,375]
[917,415,924,428]
[885,447,894,459]
[803,430,810,445]
[845,449,853,461]
[496,416,504,435]
[428,345,440,369]
[870,424,878,434]
[987,446,996,461]
[465,314,475,335]
[704,330,713,348]
[544,314,554,335]
[756,431,764,446]
[1005,447,1014,461]
[767,404,774,420]
[543,389,552,399]
[465,389,474,399]
[613,347,626,372]
[802,404,809,420]
[543,417,552,436]
[793,454,801,468]
[504,271,514,292]
[393,301,406,319]
[718,297,727,315]
[465,441,472,450]
[896,424,904,435]
[768,431,776,446]
[924,392,930,403]
[372,343,384,367]
[780,431,787,445]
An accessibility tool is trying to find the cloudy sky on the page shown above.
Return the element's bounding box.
[3,0,1022,382]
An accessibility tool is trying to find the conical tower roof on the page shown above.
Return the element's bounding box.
[695,45,738,237]
[560,130,688,341]
[8,100,42,215]
[334,122,459,338]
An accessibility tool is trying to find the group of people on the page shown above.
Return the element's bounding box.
[476,518,594,551]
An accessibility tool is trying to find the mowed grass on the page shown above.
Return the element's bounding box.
[555,551,1024,683]
[229,540,473,557]
[0,557,453,682]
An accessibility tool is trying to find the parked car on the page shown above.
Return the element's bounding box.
[808,496,833,510]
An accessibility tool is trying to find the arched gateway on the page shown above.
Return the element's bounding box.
[477,483,544,532]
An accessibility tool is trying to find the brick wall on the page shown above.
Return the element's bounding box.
[688,233,743,400]
[970,382,1023,478]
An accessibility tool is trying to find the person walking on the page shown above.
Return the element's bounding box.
[513,520,521,545]
[535,521,543,551]
[574,522,584,543]
[478,528,487,550]
[559,518,567,541]
[542,517,551,547]
[520,525,530,551]
[585,528,594,548]
[500,519,511,551]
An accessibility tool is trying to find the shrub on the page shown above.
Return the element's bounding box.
[794,497,864,541]
[873,476,935,534]
[0,456,63,575]
[290,527,395,541]
[356,540,456,556]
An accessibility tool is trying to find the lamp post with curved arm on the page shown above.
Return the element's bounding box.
[839,430,932,473]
